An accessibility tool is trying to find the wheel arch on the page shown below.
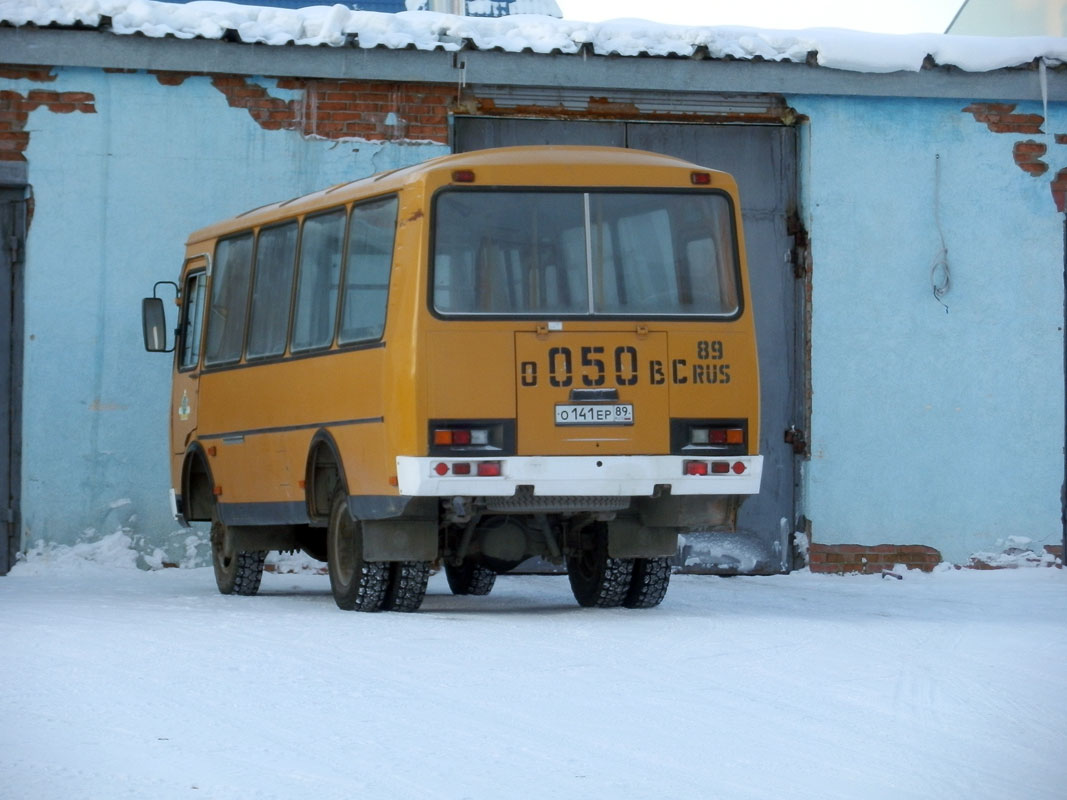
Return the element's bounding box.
[182,442,216,523]
[306,429,348,524]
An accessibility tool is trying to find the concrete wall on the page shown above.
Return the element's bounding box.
[793,94,1066,565]
[0,66,446,563]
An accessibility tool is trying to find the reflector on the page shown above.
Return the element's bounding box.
[477,461,502,477]
[684,460,709,476]
[711,462,730,474]
[452,463,471,475]
[434,462,449,476]
[732,462,746,475]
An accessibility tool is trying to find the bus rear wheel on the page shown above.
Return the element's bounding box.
[566,524,634,608]
[624,557,672,609]
[210,515,266,596]
[444,559,497,596]
[327,493,389,611]
[382,561,431,612]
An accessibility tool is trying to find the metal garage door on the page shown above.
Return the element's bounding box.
[1,188,25,576]
[454,117,802,573]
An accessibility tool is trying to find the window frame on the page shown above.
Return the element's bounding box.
[245,219,300,362]
[428,186,744,322]
[177,267,208,373]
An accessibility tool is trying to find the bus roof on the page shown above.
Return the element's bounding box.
[186,145,731,246]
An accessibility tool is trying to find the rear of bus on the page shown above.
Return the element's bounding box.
[398,146,762,608]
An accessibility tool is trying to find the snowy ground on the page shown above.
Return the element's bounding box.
[2,557,1065,800]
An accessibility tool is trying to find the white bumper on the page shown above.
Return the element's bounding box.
[395,455,763,497]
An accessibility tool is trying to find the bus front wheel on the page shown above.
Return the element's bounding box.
[327,492,389,611]
[566,524,634,608]
[210,514,266,596]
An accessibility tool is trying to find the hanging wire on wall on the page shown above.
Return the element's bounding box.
[931,153,951,312]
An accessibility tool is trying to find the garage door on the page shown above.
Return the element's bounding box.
[454,117,802,573]
[1,188,25,576]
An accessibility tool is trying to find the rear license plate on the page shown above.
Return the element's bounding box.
[555,404,634,425]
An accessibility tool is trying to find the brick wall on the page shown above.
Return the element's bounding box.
[809,543,942,574]
[1,65,452,164]
[0,65,97,161]
[963,101,1067,210]
[161,72,452,143]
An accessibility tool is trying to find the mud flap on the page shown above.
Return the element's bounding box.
[362,519,438,562]
[606,519,678,559]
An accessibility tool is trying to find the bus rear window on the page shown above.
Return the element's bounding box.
[432,190,740,317]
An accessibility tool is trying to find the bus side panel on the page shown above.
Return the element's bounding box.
[195,349,389,509]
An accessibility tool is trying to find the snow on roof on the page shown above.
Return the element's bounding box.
[1,0,1065,74]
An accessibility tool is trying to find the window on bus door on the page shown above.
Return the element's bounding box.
[291,208,346,353]
[431,190,740,317]
[247,221,298,359]
[204,233,254,366]
[178,271,207,371]
[339,196,398,345]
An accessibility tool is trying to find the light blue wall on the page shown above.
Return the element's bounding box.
[3,68,446,562]
[791,94,1065,564]
[5,67,1065,567]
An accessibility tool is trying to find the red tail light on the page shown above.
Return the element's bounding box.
[477,461,502,477]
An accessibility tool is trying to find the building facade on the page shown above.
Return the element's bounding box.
[1,8,1064,573]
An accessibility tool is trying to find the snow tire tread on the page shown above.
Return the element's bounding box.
[624,557,671,609]
[383,561,431,612]
[444,561,497,596]
[230,550,267,596]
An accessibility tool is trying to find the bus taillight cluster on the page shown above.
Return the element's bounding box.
[684,460,747,476]
[433,460,502,477]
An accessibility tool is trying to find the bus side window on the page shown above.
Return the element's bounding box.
[178,271,207,370]
[204,233,254,366]
[247,221,298,359]
[291,209,346,352]
[340,196,398,344]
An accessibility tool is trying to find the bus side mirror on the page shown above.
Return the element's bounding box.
[142,297,171,352]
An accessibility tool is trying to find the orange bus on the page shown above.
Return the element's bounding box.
[142,146,762,612]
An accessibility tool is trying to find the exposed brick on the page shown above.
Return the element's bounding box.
[205,74,450,143]
[809,543,942,574]
[987,119,1044,135]
[151,70,198,86]
[1052,168,1067,213]
[0,64,57,82]
[0,88,97,160]
[964,103,1043,134]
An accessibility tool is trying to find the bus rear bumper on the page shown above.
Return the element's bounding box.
[396,455,763,497]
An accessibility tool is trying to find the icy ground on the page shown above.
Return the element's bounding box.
[1,558,1065,800]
